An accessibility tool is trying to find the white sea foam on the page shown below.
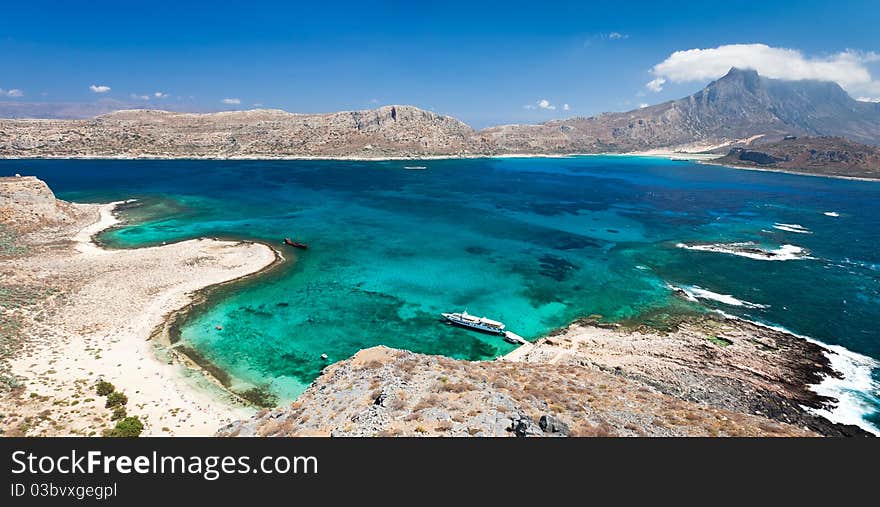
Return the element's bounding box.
[773,223,812,234]
[712,310,880,435]
[671,284,768,309]
[823,211,840,217]
[676,242,809,261]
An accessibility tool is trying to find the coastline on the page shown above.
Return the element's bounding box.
[0,149,721,163]
[503,313,878,436]
[1,199,281,436]
[13,151,880,183]
[709,310,880,435]
[698,160,880,182]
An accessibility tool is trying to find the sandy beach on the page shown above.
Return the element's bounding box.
[0,181,278,436]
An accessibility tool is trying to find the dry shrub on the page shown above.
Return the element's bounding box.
[388,394,408,411]
[440,381,474,393]
[570,421,618,437]
[363,359,384,370]
[757,420,784,434]
[434,421,453,432]
[398,359,418,373]
[684,411,702,422]
[376,428,402,437]
[412,394,441,412]
[623,422,646,436]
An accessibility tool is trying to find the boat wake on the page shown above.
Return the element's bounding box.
[773,223,812,234]
[676,241,809,261]
[668,284,768,309]
[713,310,880,435]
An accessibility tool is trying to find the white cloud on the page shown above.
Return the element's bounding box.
[537,99,556,110]
[525,99,565,111]
[222,98,241,105]
[645,77,666,92]
[89,84,111,93]
[646,43,880,100]
[154,91,169,99]
[608,32,628,40]
[130,93,150,100]
[638,103,649,108]
[0,88,24,97]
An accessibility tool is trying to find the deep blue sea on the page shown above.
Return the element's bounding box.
[3,157,878,432]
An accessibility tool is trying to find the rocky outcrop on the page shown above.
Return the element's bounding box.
[714,136,880,179]
[0,175,77,231]
[0,106,482,159]
[218,314,873,438]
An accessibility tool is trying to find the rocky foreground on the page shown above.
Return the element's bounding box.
[220,315,871,437]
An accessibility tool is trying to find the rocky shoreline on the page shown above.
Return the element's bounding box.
[220,313,873,437]
[526,316,872,437]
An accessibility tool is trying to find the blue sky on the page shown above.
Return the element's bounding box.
[1,0,879,127]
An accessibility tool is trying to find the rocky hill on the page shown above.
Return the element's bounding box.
[0,106,485,159]
[482,68,880,153]
[2,69,879,159]
[219,315,870,437]
[713,136,880,179]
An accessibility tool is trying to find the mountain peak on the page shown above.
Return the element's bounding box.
[722,67,760,79]
[710,67,763,93]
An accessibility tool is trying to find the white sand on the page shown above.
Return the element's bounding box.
[7,202,278,436]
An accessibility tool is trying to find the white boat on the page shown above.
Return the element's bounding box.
[441,311,505,334]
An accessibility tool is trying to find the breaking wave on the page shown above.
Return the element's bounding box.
[713,310,880,435]
[668,284,768,309]
[676,242,809,261]
[773,223,812,234]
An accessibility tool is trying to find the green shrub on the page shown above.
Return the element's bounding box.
[105,392,127,408]
[103,416,143,437]
[110,406,127,421]
[95,381,115,396]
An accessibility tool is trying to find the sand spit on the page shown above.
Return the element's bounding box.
[0,194,277,436]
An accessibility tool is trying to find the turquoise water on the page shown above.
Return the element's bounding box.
[3,157,878,429]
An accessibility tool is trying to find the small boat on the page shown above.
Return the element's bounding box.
[283,237,308,250]
[404,165,427,170]
[441,311,505,335]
